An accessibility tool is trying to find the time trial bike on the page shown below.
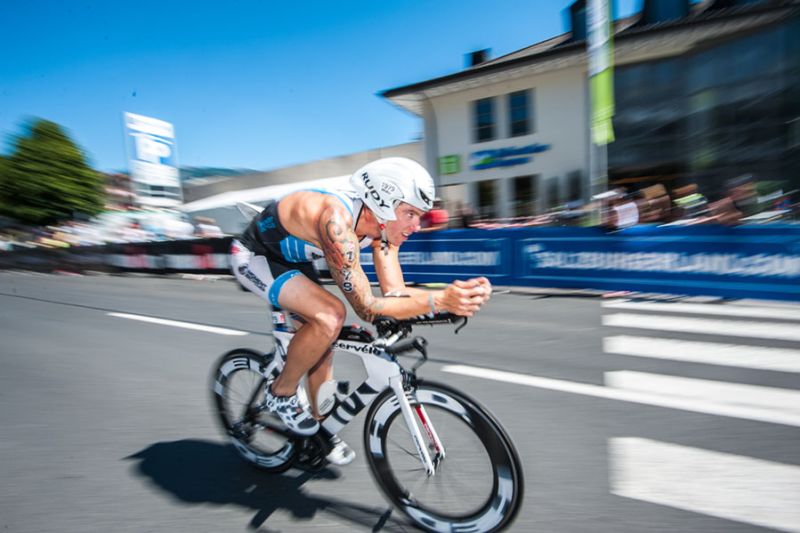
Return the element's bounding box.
[210,309,524,532]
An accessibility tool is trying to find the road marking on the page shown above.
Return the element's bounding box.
[107,312,248,336]
[604,313,800,341]
[605,371,800,415]
[441,364,800,427]
[603,300,800,321]
[610,437,800,532]
[604,335,800,373]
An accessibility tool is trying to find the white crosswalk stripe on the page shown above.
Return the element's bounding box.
[610,438,800,532]
[604,335,800,373]
[604,371,800,415]
[603,300,800,530]
[604,312,800,341]
[603,300,800,321]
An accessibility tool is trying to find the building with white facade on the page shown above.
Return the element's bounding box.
[381,0,800,220]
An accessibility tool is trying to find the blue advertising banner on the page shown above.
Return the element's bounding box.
[363,226,800,301]
[361,230,515,284]
[517,226,800,300]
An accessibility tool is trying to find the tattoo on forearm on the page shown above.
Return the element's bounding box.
[319,207,383,321]
[341,268,353,293]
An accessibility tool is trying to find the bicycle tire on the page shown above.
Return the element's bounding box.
[363,380,524,532]
[211,348,298,473]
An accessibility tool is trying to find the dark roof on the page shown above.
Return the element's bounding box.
[381,0,799,99]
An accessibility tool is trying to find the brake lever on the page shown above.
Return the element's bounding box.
[454,316,468,334]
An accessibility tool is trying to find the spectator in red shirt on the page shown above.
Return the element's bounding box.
[420,199,449,232]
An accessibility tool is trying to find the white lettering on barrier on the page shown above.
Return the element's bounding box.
[527,250,800,278]
[361,251,500,267]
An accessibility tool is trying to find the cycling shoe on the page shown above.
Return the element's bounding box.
[264,385,319,436]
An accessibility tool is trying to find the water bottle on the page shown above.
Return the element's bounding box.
[316,380,349,416]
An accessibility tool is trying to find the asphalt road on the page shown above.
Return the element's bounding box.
[0,271,798,532]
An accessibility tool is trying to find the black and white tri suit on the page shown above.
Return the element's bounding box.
[230,188,373,309]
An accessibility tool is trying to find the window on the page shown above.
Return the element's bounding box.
[570,4,587,41]
[476,179,498,218]
[567,171,583,202]
[473,97,495,142]
[644,0,689,25]
[546,178,560,210]
[512,175,537,217]
[508,90,533,137]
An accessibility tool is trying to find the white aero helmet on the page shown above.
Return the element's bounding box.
[349,157,435,222]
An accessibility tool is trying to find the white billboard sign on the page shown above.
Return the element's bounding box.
[124,112,182,204]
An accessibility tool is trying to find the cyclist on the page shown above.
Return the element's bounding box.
[230,157,492,465]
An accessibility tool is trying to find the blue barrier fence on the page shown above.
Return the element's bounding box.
[362,225,800,301]
[3,226,798,301]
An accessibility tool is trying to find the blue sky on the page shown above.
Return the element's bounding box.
[1,0,639,173]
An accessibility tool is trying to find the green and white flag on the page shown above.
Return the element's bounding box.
[588,0,615,145]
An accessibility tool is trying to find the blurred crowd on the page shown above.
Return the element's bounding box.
[1,175,797,252]
[431,175,798,231]
[0,207,223,252]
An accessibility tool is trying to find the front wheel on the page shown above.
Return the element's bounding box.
[211,348,297,472]
[363,381,524,532]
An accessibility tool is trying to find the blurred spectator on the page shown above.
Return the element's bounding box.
[194,216,224,238]
[727,174,759,218]
[160,213,195,240]
[34,228,69,248]
[637,184,672,224]
[420,200,449,232]
[120,220,152,242]
[706,197,743,225]
[671,183,708,220]
[773,192,792,212]
[449,201,477,229]
[609,189,640,230]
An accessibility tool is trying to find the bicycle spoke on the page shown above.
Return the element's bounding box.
[387,436,419,458]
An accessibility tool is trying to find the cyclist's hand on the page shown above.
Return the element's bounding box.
[438,278,492,316]
[472,277,492,304]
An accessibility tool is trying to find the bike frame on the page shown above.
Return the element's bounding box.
[269,320,443,476]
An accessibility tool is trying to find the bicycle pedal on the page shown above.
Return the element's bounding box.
[295,452,327,471]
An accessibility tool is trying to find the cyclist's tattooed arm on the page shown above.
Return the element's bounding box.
[318,205,451,321]
[373,242,435,297]
[318,205,386,322]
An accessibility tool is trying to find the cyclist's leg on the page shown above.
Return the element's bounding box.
[233,242,339,397]
[277,281,355,464]
[230,240,275,298]
[307,349,334,418]
[267,310,332,418]
[270,274,345,400]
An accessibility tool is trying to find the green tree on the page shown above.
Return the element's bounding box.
[0,119,105,225]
